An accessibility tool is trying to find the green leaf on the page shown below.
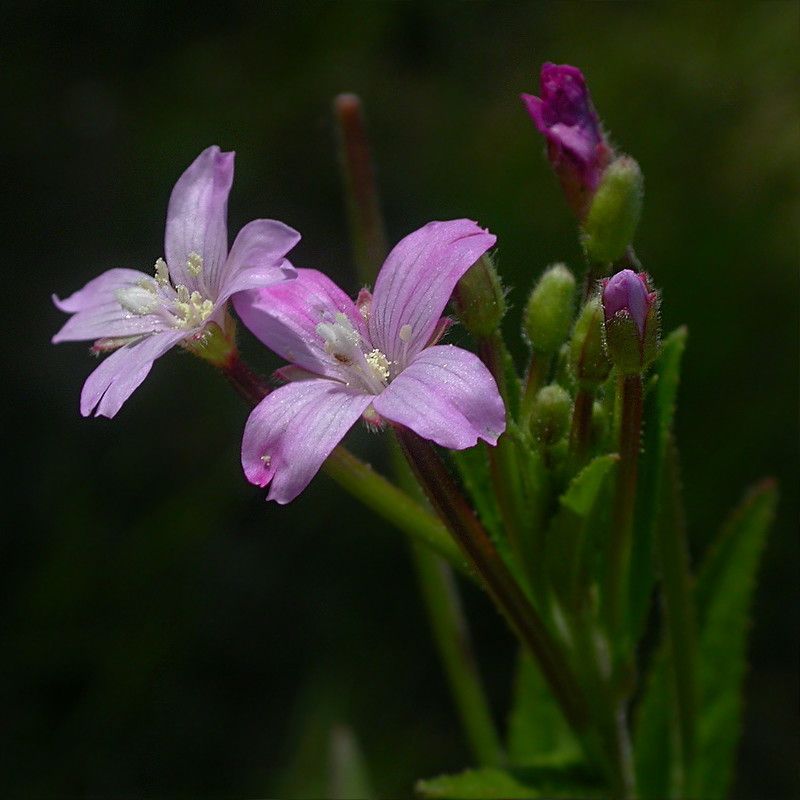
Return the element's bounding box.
[629,326,688,640]
[689,480,777,799]
[506,650,579,766]
[545,454,618,608]
[416,763,600,799]
[634,480,777,799]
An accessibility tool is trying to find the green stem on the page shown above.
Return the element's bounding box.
[395,428,591,740]
[657,437,697,786]
[413,547,505,766]
[605,373,643,643]
[333,93,388,284]
[219,353,466,573]
[569,387,594,464]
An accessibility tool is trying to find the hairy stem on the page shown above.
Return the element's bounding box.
[333,93,388,285]
[605,373,643,643]
[395,428,590,739]
[569,387,595,463]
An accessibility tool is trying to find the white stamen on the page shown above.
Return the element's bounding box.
[172,284,214,329]
[186,251,204,278]
[366,349,390,382]
[260,454,272,465]
[154,258,169,286]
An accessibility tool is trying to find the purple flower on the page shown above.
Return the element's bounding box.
[52,146,300,418]
[602,269,654,337]
[521,62,611,218]
[235,219,507,504]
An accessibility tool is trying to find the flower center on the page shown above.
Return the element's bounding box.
[115,255,215,331]
[316,312,390,392]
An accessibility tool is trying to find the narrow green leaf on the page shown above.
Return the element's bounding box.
[635,480,777,799]
[545,454,618,608]
[689,480,777,799]
[506,650,579,766]
[629,326,688,640]
[416,763,600,799]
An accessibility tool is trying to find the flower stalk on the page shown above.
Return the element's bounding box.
[394,427,590,740]
[605,373,643,643]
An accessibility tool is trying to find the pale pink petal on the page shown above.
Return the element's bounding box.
[373,344,506,449]
[368,220,496,365]
[164,146,234,293]
[216,218,300,300]
[233,268,367,382]
[53,268,151,312]
[52,269,171,343]
[242,379,372,504]
[216,259,296,308]
[80,331,185,418]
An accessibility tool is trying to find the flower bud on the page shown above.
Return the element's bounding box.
[523,264,576,356]
[601,269,660,374]
[454,253,506,337]
[521,62,612,219]
[582,156,644,264]
[569,296,611,389]
[530,384,572,446]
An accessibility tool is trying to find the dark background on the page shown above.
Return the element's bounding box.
[2,1,797,797]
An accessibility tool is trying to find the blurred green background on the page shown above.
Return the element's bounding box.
[2,1,797,797]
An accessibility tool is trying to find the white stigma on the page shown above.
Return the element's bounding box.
[316,312,391,391]
[116,285,160,316]
[317,313,362,365]
[186,251,204,278]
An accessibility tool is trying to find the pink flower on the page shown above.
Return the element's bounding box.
[235,219,506,504]
[52,146,300,418]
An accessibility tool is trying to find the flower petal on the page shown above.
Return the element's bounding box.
[80,331,184,418]
[164,146,234,293]
[215,218,300,304]
[52,269,170,343]
[373,344,506,449]
[369,220,496,365]
[233,268,366,382]
[242,379,372,504]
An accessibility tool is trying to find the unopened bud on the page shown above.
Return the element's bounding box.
[454,253,505,337]
[521,63,612,219]
[582,156,643,264]
[601,269,660,374]
[523,264,576,356]
[531,384,572,446]
[570,296,611,388]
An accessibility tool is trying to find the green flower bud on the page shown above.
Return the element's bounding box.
[523,263,576,355]
[531,384,572,446]
[569,296,611,389]
[582,156,643,264]
[454,253,506,337]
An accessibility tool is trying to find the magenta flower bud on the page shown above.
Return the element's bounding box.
[601,269,659,374]
[521,62,612,219]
